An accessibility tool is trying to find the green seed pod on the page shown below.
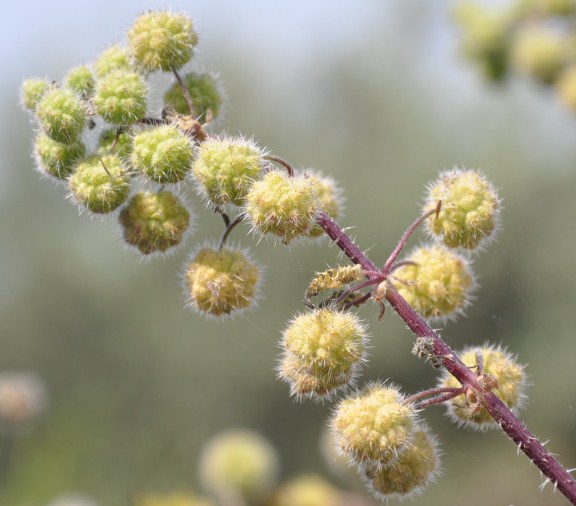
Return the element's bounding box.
[193,137,265,207]
[392,244,475,321]
[183,246,260,316]
[199,429,279,503]
[34,133,86,180]
[424,168,500,250]
[361,427,440,501]
[36,88,87,144]
[68,155,130,214]
[163,72,223,119]
[20,78,51,111]
[439,344,527,429]
[97,128,133,159]
[93,69,147,125]
[244,170,320,243]
[93,45,132,78]
[304,171,343,238]
[128,11,199,72]
[119,190,190,255]
[64,65,95,98]
[270,474,340,506]
[131,125,193,183]
[330,383,419,467]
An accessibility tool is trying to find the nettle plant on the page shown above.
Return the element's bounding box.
[20,9,576,505]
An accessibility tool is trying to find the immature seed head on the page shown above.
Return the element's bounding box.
[128,11,199,72]
[360,427,440,501]
[164,72,223,119]
[119,190,190,254]
[439,344,527,429]
[184,246,260,316]
[193,137,265,207]
[304,172,343,238]
[93,69,147,125]
[131,125,193,183]
[64,65,95,99]
[199,430,279,503]
[20,78,51,111]
[392,244,475,321]
[93,45,132,77]
[424,168,500,250]
[36,88,87,144]
[330,383,418,466]
[68,155,130,213]
[34,134,86,180]
[244,170,320,243]
[270,474,340,506]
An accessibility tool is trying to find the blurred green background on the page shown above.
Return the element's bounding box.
[2,1,576,505]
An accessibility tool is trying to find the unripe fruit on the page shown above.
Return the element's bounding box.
[193,137,265,207]
[304,172,342,237]
[97,128,132,159]
[131,125,193,183]
[128,11,199,73]
[392,244,474,320]
[270,474,340,506]
[361,427,440,500]
[64,65,95,98]
[331,383,418,466]
[424,168,500,250]
[119,190,190,255]
[34,134,86,180]
[93,69,147,125]
[20,78,51,110]
[163,72,222,118]
[198,429,279,503]
[93,45,132,77]
[439,344,527,429]
[36,88,87,144]
[184,246,260,316]
[68,155,130,213]
[244,170,320,243]
[307,265,364,298]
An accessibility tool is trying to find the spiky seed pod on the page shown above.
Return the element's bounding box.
[192,137,265,207]
[119,190,190,255]
[36,88,87,144]
[244,170,320,243]
[164,72,223,119]
[131,125,193,183]
[93,45,132,77]
[304,172,343,237]
[64,65,95,98]
[133,492,216,506]
[0,372,47,431]
[68,155,130,213]
[270,474,340,506]
[93,69,147,125]
[360,427,440,501]
[20,78,51,110]
[128,11,199,73]
[439,344,527,429]
[184,246,260,316]
[280,308,368,382]
[424,168,500,250]
[97,128,133,159]
[198,430,279,503]
[34,134,86,180]
[555,65,576,111]
[307,264,364,297]
[511,24,569,84]
[392,244,474,321]
[330,383,419,467]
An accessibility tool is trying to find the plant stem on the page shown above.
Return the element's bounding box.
[315,211,576,505]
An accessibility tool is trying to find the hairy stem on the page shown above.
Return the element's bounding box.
[315,211,576,504]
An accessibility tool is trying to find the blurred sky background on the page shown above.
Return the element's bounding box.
[2,1,576,505]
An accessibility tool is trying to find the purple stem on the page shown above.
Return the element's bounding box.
[315,211,576,504]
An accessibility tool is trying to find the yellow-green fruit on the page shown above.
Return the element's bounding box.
[131,125,193,183]
[20,78,51,110]
[556,65,576,111]
[331,384,418,466]
[193,137,264,207]
[36,88,87,144]
[361,428,440,500]
[424,168,500,250]
[244,170,320,243]
[164,72,222,119]
[128,11,199,72]
[64,65,95,98]
[94,45,132,77]
[133,492,215,506]
[393,244,474,320]
[34,134,85,180]
[119,191,190,254]
[93,69,147,125]
[305,172,342,237]
[440,345,527,429]
[199,430,279,502]
[68,155,130,213]
[270,475,340,506]
[184,247,260,316]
